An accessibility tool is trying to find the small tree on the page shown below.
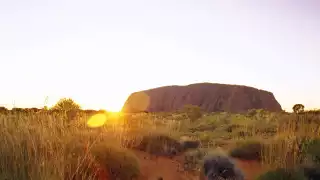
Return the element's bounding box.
[293,104,304,114]
[182,104,203,122]
[51,98,81,111]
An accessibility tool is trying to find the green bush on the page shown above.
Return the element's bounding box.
[229,141,264,161]
[256,168,307,180]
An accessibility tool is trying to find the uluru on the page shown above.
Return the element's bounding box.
[121,83,282,113]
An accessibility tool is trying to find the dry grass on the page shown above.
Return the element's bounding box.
[0,109,319,179]
[0,111,141,180]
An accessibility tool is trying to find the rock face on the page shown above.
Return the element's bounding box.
[121,83,282,113]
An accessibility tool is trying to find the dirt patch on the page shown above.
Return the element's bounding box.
[133,150,198,180]
[132,150,269,180]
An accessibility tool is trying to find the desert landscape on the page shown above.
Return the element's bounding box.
[0,83,319,180]
[1,0,319,179]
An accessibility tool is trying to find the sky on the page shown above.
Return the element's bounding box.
[0,0,319,112]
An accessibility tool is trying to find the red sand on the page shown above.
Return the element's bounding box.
[134,151,268,180]
[92,150,269,180]
[134,150,197,180]
[233,159,269,180]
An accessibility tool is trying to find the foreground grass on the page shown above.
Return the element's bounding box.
[0,109,319,179]
[0,111,143,180]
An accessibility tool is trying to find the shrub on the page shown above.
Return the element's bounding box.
[64,141,99,180]
[180,140,200,151]
[179,136,200,151]
[51,98,81,111]
[300,165,320,180]
[299,138,320,165]
[132,133,183,157]
[0,106,8,113]
[184,149,208,171]
[184,148,228,172]
[65,141,140,180]
[90,143,140,180]
[256,168,307,180]
[200,153,244,180]
[229,141,264,161]
[181,104,203,122]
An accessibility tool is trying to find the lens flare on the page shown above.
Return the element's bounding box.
[87,113,107,128]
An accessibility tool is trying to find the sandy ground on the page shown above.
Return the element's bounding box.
[134,150,198,180]
[233,159,269,180]
[134,150,268,180]
[93,150,268,180]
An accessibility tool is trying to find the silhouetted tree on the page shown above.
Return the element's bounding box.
[84,109,98,114]
[0,107,8,113]
[51,98,81,111]
[293,104,304,114]
[25,108,41,112]
[12,108,24,112]
[98,109,107,113]
[0,106,7,110]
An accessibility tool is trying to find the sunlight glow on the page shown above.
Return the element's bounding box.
[87,113,108,128]
[108,111,121,118]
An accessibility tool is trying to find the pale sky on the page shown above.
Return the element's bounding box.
[0,0,319,112]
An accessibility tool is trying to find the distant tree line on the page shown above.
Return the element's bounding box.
[0,99,319,118]
[0,98,106,114]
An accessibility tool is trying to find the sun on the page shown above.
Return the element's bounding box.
[105,104,123,113]
[102,96,127,112]
[79,93,127,112]
[86,111,122,128]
